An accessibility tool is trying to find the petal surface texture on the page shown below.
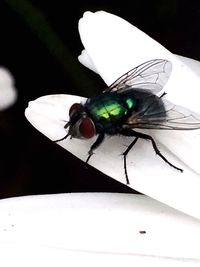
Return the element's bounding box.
[0,193,200,266]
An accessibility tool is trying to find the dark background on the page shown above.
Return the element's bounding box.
[0,0,200,198]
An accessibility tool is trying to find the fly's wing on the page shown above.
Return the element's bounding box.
[104,59,172,95]
[124,95,200,130]
[160,100,200,130]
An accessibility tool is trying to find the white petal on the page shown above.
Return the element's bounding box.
[78,11,173,85]
[78,49,98,73]
[78,51,200,77]
[79,11,200,114]
[25,94,200,220]
[176,54,200,77]
[0,67,17,110]
[0,193,200,266]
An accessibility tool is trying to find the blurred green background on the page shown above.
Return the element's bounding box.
[0,0,199,198]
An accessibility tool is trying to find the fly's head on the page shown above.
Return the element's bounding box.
[66,103,96,139]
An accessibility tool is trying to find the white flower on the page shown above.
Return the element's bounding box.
[25,11,200,220]
[0,67,17,110]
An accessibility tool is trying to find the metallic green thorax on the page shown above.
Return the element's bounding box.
[85,93,135,134]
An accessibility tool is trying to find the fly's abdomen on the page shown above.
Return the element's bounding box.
[86,94,134,134]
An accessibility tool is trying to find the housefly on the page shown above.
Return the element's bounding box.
[55,59,200,184]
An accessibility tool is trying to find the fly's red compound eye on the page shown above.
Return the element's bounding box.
[69,103,81,117]
[79,118,96,139]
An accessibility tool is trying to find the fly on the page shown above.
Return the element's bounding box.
[55,59,200,184]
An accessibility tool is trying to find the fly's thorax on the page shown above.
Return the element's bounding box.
[85,93,136,134]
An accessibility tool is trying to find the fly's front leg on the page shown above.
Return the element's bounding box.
[160,91,167,98]
[86,133,105,164]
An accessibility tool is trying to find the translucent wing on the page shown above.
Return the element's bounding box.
[124,95,200,130]
[104,59,172,95]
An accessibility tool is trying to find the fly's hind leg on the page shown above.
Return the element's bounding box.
[120,129,183,184]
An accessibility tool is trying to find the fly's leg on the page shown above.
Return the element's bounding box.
[86,133,105,164]
[54,122,70,142]
[54,133,70,143]
[160,91,167,98]
[120,129,183,183]
[122,137,139,184]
